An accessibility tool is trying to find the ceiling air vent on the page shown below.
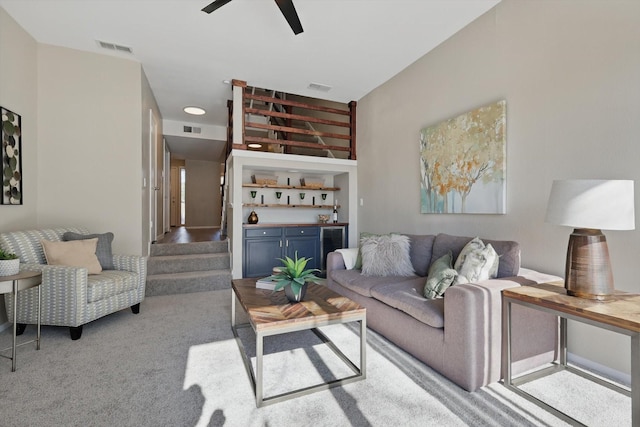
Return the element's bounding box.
[96,40,133,54]
[308,82,332,92]
[183,126,202,134]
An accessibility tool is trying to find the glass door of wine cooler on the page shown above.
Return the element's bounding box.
[320,226,346,277]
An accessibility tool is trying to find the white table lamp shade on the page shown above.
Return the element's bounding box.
[545,179,635,230]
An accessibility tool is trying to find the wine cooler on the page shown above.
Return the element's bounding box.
[320,226,346,277]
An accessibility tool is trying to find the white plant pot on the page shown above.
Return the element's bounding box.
[0,259,20,276]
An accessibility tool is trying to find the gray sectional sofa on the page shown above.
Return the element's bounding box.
[326,233,561,392]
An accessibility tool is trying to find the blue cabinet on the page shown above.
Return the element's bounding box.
[243,226,320,278]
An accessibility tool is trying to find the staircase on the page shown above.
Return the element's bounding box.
[145,240,231,296]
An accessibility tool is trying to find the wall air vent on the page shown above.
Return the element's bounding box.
[183,126,202,134]
[96,40,133,54]
[308,82,332,92]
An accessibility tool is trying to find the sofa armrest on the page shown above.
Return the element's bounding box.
[326,252,346,288]
[112,254,147,301]
[441,271,561,391]
[7,262,89,326]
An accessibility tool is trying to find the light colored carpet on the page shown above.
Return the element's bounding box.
[0,289,630,426]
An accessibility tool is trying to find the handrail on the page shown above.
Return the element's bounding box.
[231,80,356,159]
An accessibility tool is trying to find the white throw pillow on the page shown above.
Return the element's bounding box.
[336,248,359,270]
[360,234,415,277]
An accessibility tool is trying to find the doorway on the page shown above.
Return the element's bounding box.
[170,164,186,227]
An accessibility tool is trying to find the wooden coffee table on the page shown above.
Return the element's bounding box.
[231,278,367,407]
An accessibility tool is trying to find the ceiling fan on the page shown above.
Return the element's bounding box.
[202,0,304,35]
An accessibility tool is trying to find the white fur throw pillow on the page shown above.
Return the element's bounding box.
[360,234,415,277]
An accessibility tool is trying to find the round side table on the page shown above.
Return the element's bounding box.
[0,270,42,371]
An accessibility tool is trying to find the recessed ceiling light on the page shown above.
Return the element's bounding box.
[222,80,231,85]
[183,106,206,115]
[248,143,262,149]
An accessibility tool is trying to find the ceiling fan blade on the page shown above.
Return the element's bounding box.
[274,0,304,35]
[202,0,233,14]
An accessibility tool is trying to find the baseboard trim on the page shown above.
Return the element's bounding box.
[568,352,631,386]
[0,321,10,333]
[185,226,220,229]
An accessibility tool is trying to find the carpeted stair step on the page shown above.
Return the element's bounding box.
[145,270,232,296]
[147,253,230,275]
[149,240,228,257]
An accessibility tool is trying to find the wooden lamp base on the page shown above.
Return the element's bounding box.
[565,228,614,301]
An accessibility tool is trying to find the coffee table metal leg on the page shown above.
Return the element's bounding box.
[360,318,367,379]
[632,333,640,427]
[256,331,264,407]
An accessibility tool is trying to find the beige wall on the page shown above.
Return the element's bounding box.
[0,8,38,230]
[36,45,144,255]
[358,0,640,376]
[185,159,220,227]
[0,8,38,325]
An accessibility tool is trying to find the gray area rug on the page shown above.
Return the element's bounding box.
[0,289,630,426]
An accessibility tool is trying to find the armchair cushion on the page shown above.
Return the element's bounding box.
[63,231,114,270]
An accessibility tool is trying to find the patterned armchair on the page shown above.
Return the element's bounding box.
[0,227,147,340]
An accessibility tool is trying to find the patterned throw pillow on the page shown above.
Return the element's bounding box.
[63,231,114,270]
[454,237,499,284]
[360,234,415,277]
[423,251,458,299]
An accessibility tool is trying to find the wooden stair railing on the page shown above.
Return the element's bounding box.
[230,79,356,160]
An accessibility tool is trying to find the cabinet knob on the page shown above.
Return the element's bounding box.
[263,231,266,234]
[301,230,304,234]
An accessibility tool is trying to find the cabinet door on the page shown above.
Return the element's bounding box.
[286,236,320,270]
[244,237,283,278]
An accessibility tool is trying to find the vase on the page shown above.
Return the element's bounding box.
[0,259,20,276]
[247,210,259,224]
[284,283,308,303]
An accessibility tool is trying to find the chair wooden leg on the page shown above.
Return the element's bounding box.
[69,326,83,340]
[131,303,140,314]
[16,323,27,335]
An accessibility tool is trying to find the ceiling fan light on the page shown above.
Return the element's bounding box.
[184,106,206,115]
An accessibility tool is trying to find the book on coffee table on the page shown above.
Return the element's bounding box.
[255,277,282,291]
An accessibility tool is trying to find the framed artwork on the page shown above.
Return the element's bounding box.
[1,107,22,205]
[419,100,506,214]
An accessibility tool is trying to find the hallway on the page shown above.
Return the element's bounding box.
[156,226,223,243]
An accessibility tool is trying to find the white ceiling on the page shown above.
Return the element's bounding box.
[0,0,500,161]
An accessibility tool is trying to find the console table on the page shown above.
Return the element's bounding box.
[0,270,42,371]
[502,282,638,426]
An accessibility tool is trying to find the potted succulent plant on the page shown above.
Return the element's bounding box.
[268,252,321,303]
[0,248,20,277]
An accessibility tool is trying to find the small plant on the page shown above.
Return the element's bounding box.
[268,252,321,298]
[0,249,18,260]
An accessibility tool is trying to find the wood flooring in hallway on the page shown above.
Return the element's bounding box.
[156,227,224,243]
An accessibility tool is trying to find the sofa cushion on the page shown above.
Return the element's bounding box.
[424,251,458,299]
[432,233,520,278]
[361,234,415,277]
[87,270,139,303]
[403,234,436,277]
[63,231,114,270]
[330,269,416,297]
[370,278,445,328]
[41,238,102,274]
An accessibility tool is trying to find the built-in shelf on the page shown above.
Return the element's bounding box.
[244,204,341,209]
[242,184,340,191]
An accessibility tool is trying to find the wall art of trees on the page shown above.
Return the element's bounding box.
[420,100,506,214]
